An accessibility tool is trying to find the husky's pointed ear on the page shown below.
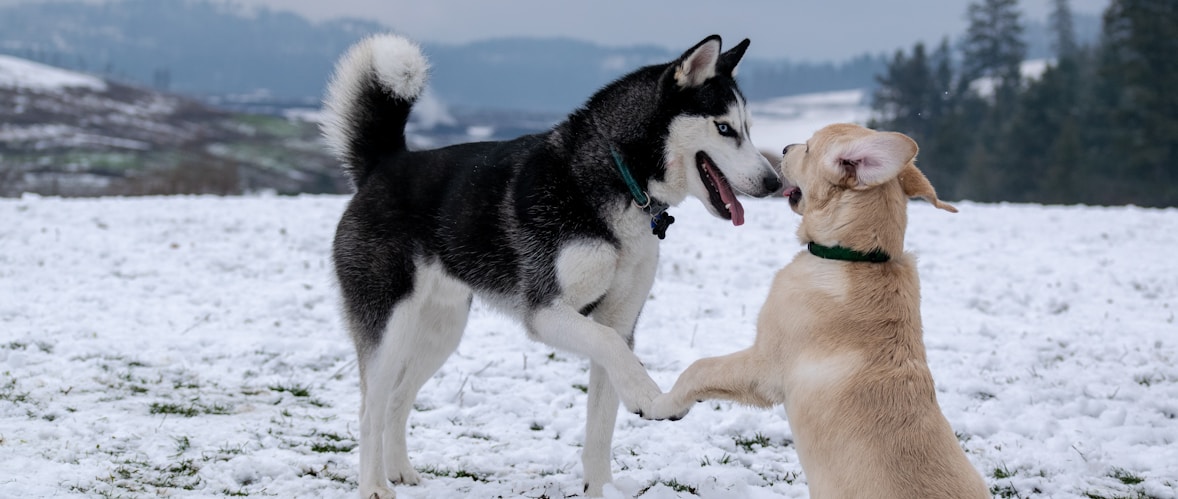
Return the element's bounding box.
[899,163,958,212]
[672,35,721,88]
[827,130,917,188]
[716,38,750,77]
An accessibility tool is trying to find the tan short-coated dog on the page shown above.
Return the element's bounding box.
[648,123,989,498]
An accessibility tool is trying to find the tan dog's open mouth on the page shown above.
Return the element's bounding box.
[695,151,744,225]
[783,186,802,206]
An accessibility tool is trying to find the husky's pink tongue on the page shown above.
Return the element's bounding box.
[705,163,744,226]
[722,186,745,226]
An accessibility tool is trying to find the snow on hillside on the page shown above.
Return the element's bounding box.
[1,194,1175,499]
[0,54,107,91]
[970,59,1053,98]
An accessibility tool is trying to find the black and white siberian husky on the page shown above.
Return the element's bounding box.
[321,33,780,498]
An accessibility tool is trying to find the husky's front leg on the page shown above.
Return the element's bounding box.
[529,305,662,417]
[527,304,663,496]
[582,362,618,496]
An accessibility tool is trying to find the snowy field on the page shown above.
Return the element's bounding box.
[1,192,1176,499]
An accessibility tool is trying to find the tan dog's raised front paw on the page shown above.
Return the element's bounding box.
[642,393,694,421]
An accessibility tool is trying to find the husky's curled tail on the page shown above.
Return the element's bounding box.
[322,34,429,188]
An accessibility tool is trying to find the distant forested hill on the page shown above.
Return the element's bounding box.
[0,0,1097,112]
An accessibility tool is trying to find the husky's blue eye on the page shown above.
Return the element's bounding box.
[715,122,737,138]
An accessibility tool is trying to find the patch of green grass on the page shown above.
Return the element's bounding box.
[638,479,698,495]
[572,383,588,393]
[231,114,307,138]
[144,459,202,490]
[989,465,1051,499]
[215,442,248,458]
[203,402,232,415]
[311,441,356,453]
[993,464,1016,479]
[1080,468,1157,499]
[172,435,191,456]
[149,402,199,417]
[1134,374,1163,387]
[992,483,1024,499]
[733,432,773,452]
[307,430,356,453]
[270,383,311,397]
[420,465,489,482]
[0,341,47,353]
[63,151,142,172]
[1084,492,1153,499]
[1111,468,1145,485]
[315,431,349,442]
[299,464,352,484]
[96,455,203,494]
[149,401,233,417]
[172,379,201,390]
[700,453,733,466]
[663,479,698,494]
[761,470,799,485]
[0,377,30,404]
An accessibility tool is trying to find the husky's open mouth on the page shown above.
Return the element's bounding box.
[695,151,744,226]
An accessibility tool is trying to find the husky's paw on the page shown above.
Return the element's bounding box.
[641,393,693,421]
[385,466,420,485]
[618,377,662,417]
[360,485,396,499]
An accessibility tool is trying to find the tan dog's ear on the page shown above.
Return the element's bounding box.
[899,163,957,213]
[830,131,918,188]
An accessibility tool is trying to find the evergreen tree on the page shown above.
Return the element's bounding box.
[961,0,1028,100]
[1050,0,1079,58]
[956,0,1029,201]
[1093,0,1178,205]
[1003,59,1083,203]
[919,38,971,200]
[868,0,1177,206]
[871,43,933,138]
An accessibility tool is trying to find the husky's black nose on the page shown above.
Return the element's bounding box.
[763,175,783,195]
[783,144,797,155]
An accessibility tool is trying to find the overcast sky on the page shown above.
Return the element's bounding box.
[2,0,1112,60]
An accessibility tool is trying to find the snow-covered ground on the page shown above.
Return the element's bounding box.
[1,192,1175,499]
[0,68,1174,496]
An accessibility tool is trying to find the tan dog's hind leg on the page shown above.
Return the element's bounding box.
[647,349,776,420]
